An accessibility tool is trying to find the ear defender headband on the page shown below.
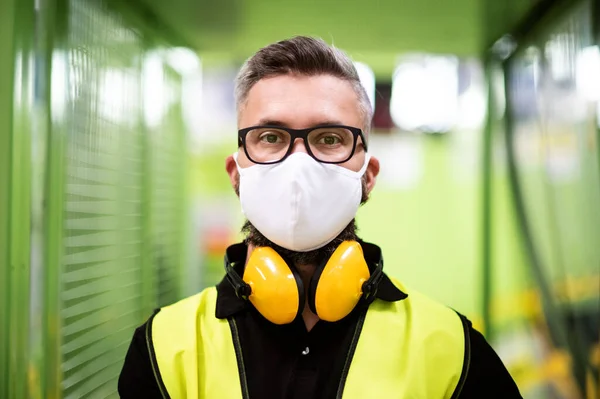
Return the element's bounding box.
[224,241,384,325]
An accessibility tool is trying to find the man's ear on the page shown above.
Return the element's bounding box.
[364,155,380,195]
[225,155,239,195]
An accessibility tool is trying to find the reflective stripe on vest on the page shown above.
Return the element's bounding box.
[151,282,468,399]
[150,289,242,398]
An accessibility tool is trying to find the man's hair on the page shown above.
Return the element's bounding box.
[234,36,373,132]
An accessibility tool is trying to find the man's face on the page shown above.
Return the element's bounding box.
[225,73,380,264]
[234,74,372,171]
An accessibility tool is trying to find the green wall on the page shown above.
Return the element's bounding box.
[1,0,35,397]
[1,0,192,396]
[0,0,15,395]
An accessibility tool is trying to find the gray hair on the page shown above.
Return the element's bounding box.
[234,36,373,132]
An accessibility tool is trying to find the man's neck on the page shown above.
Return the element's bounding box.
[295,263,320,332]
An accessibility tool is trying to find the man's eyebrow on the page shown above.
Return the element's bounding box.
[311,120,345,127]
[255,119,346,127]
[256,119,289,127]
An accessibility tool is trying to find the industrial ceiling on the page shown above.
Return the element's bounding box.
[122,0,536,78]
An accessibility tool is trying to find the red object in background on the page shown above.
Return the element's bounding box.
[203,226,234,256]
[372,82,395,132]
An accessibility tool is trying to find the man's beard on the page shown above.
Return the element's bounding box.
[235,176,369,266]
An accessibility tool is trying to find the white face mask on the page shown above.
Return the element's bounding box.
[234,152,371,252]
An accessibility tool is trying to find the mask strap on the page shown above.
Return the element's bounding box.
[358,153,372,176]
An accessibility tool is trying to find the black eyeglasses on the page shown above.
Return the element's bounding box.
[237,125,367,165]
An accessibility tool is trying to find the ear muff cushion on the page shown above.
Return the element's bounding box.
[243,247,303,325]
[313,241,371,322]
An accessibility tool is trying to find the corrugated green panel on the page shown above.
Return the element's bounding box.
[59,1,146,397]
[152,67,187,307]
[5,0,35,398]
[0,0,16,395]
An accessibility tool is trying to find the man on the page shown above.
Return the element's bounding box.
[119,36,522,398]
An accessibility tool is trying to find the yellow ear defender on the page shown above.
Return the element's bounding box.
[224,241,384,325]
[242,246,305,325]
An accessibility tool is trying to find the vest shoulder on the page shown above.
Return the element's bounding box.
[388,277,458,317]
[405,287,457,314]
[154,287,217,328]
[383,277,465,337]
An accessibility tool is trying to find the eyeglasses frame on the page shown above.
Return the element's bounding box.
[237,125,368,165]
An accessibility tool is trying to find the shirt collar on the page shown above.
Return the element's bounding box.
[215,241,408,319]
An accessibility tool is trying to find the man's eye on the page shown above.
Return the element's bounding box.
[317,135,341,145]
[260,134,281,143]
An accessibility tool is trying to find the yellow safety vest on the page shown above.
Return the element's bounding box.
[149,280,469,399]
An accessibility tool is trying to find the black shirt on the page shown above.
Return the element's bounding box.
[119,247,522,398]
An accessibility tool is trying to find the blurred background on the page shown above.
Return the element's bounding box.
[0,0,599,397]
